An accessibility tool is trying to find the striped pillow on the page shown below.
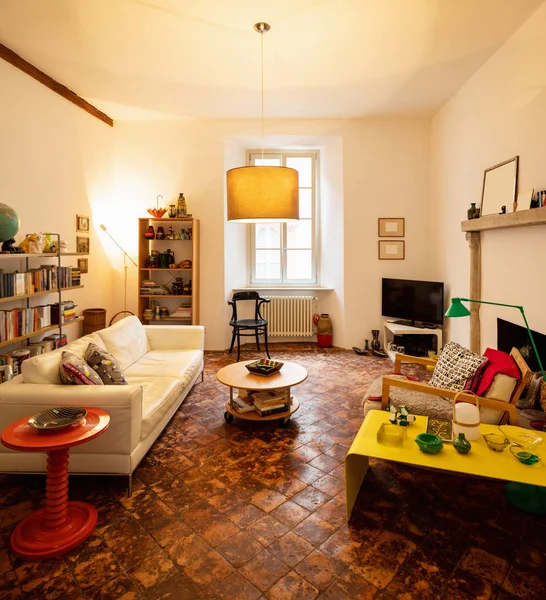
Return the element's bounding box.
[59,351,104,385]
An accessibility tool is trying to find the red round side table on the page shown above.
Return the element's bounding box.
[1,407,110,560]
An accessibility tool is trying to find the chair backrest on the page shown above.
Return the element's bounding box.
[228,292,267,322]
[509,347,533,406]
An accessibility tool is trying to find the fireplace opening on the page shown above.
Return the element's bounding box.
[497,318,546,373]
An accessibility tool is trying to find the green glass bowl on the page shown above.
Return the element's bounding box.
[415,433,443,454]
[510,446,541,465]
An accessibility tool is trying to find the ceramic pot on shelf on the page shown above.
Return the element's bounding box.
[453,433,471,454]
[467,203,477,220]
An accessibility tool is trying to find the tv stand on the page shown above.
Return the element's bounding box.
[383,320,443,362]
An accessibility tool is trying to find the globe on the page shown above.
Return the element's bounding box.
[0,204,20,242]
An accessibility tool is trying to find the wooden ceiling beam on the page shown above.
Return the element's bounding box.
[0,42,113,127]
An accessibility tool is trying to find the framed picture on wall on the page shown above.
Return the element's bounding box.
[378,240,405,260]
[76,215,90,233]
[378,218,405,237]
[77,258,88,274]
[76,236,89,254]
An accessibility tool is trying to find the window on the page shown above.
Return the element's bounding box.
[249,150,318,285]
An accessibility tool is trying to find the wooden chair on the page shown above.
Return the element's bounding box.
[381,347,532,426]
[228,291,271,361]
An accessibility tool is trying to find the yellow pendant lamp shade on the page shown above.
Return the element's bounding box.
[227,166,299,222]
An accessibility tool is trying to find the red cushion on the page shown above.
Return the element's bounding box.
[475,348,520,397]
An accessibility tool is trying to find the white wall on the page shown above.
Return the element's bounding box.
[111,118,431,350]
[431,3,546,350]
[0,59,115,342]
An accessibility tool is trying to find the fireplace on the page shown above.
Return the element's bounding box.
[497,318,546,372]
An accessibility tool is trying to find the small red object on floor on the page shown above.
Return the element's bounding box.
[1,408,110,560]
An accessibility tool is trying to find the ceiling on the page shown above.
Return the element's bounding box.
[0,0,543,120]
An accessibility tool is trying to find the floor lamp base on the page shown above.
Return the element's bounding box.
[505,483,546,514]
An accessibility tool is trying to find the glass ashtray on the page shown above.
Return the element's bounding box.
[500,426,543,451]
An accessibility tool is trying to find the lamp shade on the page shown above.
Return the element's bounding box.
[226,166,299,222]
[445,298,471,318]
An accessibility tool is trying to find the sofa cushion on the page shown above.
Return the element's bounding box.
[59,351,104,385]
[84,343,127,385]
[429,342,487,392]
[21,333,106,384]
[480,373,519,424]
[125,376,183,439]
[124,349,203,386]
[96,316,150,371]
[362,375,452,420]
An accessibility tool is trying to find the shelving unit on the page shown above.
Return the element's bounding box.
[383,321,442,362]
[137,217,200,325]
[0,247,86,350]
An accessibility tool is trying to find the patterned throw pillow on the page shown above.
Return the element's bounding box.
[429,342,487,392]
[84,343,127,385]
[59,351,104,385]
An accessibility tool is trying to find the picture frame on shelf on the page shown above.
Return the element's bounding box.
[515,189,533,211]
[76,215,90,233]
[378,240,405,260]
[76,236,89,254]
[77,258,88,274]
[480,156,518,216]
[378,218,405,237]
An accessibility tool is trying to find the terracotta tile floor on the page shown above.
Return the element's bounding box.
[1,344,546,599]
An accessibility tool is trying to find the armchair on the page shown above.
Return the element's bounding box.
[364,347,532,426]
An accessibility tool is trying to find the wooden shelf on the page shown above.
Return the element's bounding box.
[0,317,84,349]
[139,295,192,298]
[140,268,192,271]
[0,285,84,305]
[144,316,192,322]
[0,253,89,259]
[462,206,546,232]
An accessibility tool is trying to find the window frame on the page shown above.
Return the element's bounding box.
[248,149,319,286]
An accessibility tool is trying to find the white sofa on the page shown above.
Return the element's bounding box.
[0,316,204,491]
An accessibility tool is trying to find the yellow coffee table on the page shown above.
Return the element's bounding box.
[217,360,308,428]
[345,410,546,519]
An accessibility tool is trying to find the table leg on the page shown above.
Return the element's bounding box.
[344,452,370,520]
[10,448,98,560]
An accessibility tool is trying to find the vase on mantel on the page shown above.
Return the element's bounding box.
[467,203,477,220]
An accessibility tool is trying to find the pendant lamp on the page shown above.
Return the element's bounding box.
[226,22,299,223]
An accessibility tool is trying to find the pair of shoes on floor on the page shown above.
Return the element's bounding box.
[352,347,388,358]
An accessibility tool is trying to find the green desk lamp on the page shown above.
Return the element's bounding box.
[446,297,546,514]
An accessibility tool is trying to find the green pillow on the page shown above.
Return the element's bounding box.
[84,343,127,385]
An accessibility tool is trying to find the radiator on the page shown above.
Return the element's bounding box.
[262,296,316,337]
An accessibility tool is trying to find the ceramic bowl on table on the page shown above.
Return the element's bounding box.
[415,433,443,454]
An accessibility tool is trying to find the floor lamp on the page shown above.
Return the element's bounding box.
[446,297,546,514]
[100,225,137,325]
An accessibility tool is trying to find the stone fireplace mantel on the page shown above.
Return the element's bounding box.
[462,206,546,353]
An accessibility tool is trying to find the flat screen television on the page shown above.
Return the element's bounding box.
[382,278,444,327]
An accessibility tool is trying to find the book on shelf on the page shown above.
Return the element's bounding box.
[231,396,256,413]
[255,403,289,417]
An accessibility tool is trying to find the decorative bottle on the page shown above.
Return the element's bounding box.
[453,432,471,455]
[467,203,477,220]
[156,226,165,240]
[144,225,155,240]
[177,193,187,218]
[371,330,381,351]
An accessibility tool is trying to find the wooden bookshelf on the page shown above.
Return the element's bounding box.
[0,285,84,305]
[0,317,84,349]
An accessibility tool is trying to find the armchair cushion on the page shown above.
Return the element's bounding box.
[363,375,452,420]
[59,351,104,386]
[429,342,487,392]
[476,348,520,397]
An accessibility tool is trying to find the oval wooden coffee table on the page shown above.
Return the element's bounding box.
[217,360,308,428]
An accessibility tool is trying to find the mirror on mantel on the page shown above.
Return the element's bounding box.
[480,156,518,217]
